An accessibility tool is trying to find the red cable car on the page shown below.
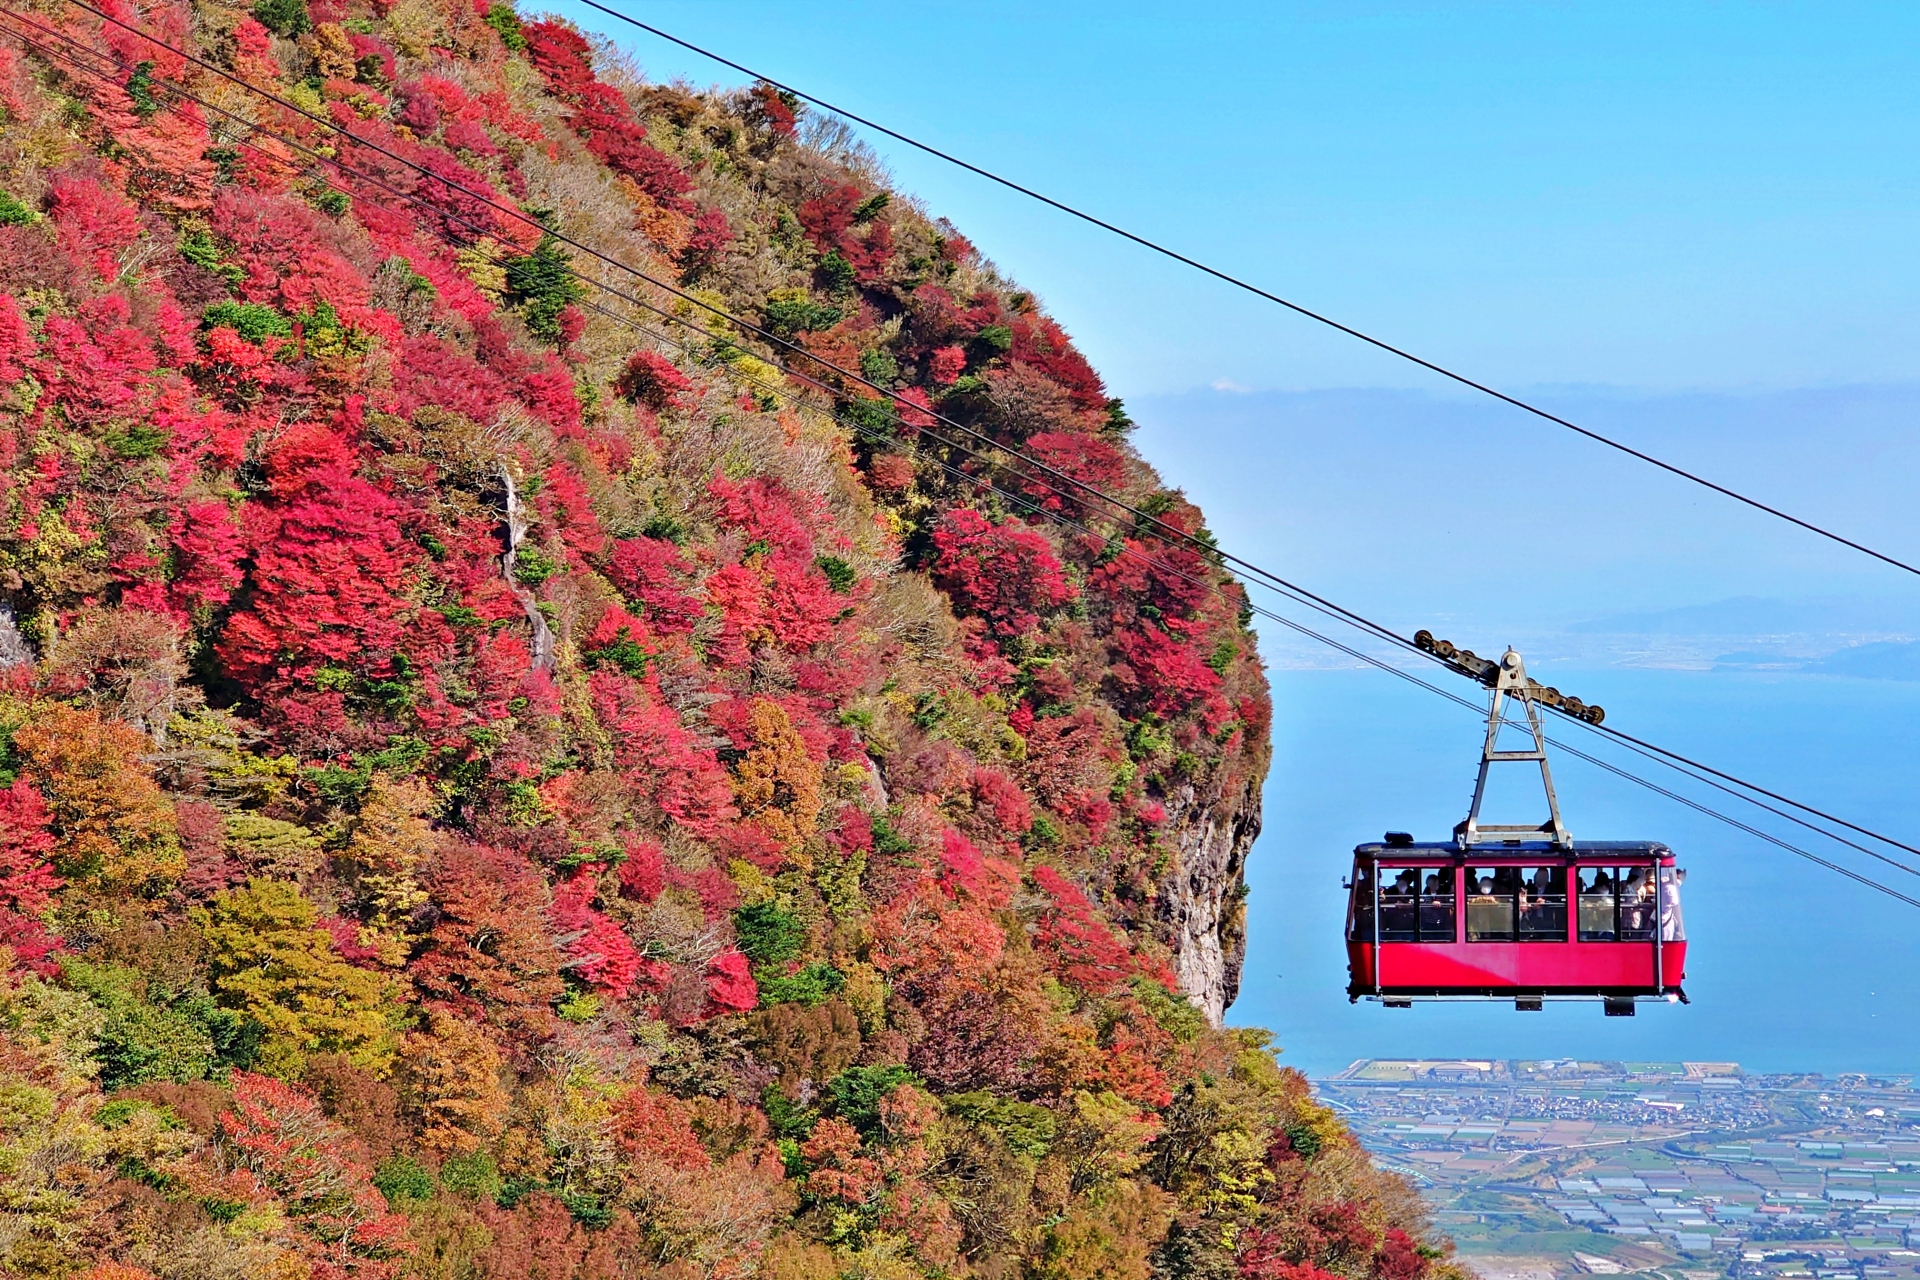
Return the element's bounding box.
[1345,644,1687,1015]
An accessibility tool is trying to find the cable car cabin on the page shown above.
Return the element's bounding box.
[1347,641,1689,1014]
[1345,840,1686,1012]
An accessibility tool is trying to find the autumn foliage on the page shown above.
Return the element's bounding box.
[0,2,1439,1277]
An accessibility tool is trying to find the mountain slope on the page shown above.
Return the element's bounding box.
[0,3,1451,1277]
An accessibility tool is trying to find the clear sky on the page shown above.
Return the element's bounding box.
[561,2,1920,1070]
[555,0,1920,395]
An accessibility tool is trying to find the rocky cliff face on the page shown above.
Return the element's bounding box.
[1160,736,1269,1023]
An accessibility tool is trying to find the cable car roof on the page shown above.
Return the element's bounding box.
[1352,840,1671,858]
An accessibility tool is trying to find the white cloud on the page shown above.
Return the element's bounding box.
[1210,378,1251,394]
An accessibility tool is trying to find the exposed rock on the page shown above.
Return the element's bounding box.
[0,601,32,668]
[1158,742,1269,1024]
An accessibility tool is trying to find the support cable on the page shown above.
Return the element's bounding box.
[569,0,1920,580]
[15,11,1920,907]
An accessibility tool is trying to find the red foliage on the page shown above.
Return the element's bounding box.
[604,536,702,634]
[478,1194,642,1280]
[905,975,1040,1092]
[704,949,757,1015]
[1109,623,1222,718]
[927,509,1075,637]
[709,475,822,559]
[927,344,966,385]
[0,778,60,972]
[618,839,665,902]
[868,452,916,493]
[167,501,247,613]
[318,917,384,967]
[969,767,1033,836]
[896,386,935,430]
[548,870,648,1000]
[1371,1229,1431,1280]
[1019,431,1129,511]
[680,207,734,276]
[219,1072,412,1276]
[47,174,143,280]
[538,461,604,562]
[590,671,736,837]
[797,183,895,282]
[747,82,796,137]
[1088,537,1215,624]
[611,1086,710,1171]
[0,778,60,916]
[520,21,694,208]
[704,550,844,668]
[1030,865,1146,995]
[34,295,160,430]
[1238,1237,1344,1280]
[217,423,453,746]
[1009,313,1107,409]
[412,843,565,1039]
[613,348,693,409]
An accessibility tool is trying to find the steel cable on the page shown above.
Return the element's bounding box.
[569,0,1920,580]
[14,11,1920,908]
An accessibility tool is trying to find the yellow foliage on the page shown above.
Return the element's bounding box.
[382,0,440,58]
[162,708,299,809]
[455,238,508,303]
[733,699,823,859]
[0,1047,199,1278]
[299,22,357,79]
[397,1011,508,1157]
[192,879,399,1078]
[1049,1091,1162,1199]
[1028,1181,1174,1280]
[12,703,181,905]
[343,773,436,929]
[224,813,323,881]
[0,509,108,641]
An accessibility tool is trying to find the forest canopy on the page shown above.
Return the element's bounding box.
[0,1,1458,1277]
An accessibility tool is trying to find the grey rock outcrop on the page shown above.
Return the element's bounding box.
[1157,748,1267,1026]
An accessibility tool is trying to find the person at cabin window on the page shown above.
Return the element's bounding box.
[1519,865,1566,939]
[1349,866,1374,939]
[1578,867,1616,941]
[1659,867,1686,941]
[1380,869,1419,940]
[1420,869,1455,941]
[1620,867,1655,939]
[1466,868,1516,941]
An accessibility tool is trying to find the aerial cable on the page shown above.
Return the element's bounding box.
[85,0,1851,783]
[29,12,1920,898]
[1580,718,1920,867]
[577,2,1920,582]
[62,0,1710,639]
[32,12,1920,901]
[18,15,1920,907]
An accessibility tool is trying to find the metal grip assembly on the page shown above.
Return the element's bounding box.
[1414,630,1605,725]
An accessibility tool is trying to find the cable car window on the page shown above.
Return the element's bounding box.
[1577,867,1617,941]
[1348,865,1372,941]
[1619,866,1657,941]
[1518,865,1567,941]
[1660,866,1685,941]
[1466,867,1517,941]
[1418,868,1456,942]
[1379,867,1419,942]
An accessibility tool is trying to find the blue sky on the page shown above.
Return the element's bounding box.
[559,0,1920,394]
[563,3,1920,1069]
